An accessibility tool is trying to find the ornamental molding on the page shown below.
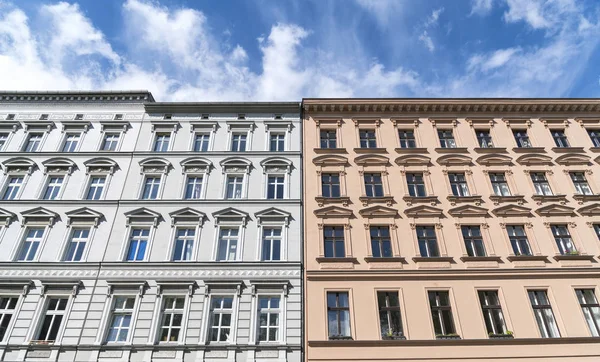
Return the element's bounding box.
[0,91,154,103]
[99,269,301,278]
[0,269,98,278]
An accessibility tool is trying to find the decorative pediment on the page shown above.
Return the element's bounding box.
[492,205,532,217]
[22,119,54,132]
[476,154,513,166]
[358,205,398,218]
[41,157,77,175]
[2,157,36,174]
[180,157,213,173]
[404,205,444,218]
[515,154,553,166]
[255,208,291,225]
[226,120,256,132]
[150,120,180,133]
[535,204,576,217]
[354,154,389,166]
[65,207,104,226]
[436,154,472,166]
[124,208,162,227]
[448,205,489,217]
[169,208,205,226]
[556,154,590,166]
[314,206,353,218]
[0,207,16,226]
[313,155,348,166]
[220,157,252,173]
[83,157,118,174]
[21,207,59,226]
[577,203,600,216]
[260,157,293,174]
[61,120,91,133]
[139,157,171,174]
[394,155,431,166]
[212,208,249,225]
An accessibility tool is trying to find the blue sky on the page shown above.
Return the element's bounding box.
[0,0,599,101]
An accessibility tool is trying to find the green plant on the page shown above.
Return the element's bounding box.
[567,250,580,255]
[506,330,513,335]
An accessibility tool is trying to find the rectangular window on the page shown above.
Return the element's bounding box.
[428,291,456,336]
[36,298,68,342]
[449,173,470,197]
[461,225,486,257]
[513,129,531,148]
[506,225,532,256]
[528,290,560,338]
[262,228,281,261]
[321,173,340,198]
[126,228,149,261]
[231,133,247,151]
[478,291,507,335]
[438,129,456,148]
[209,296,233,342]
[476,130,493,148]
[416,226,440,257]
[2,176,23,200]
[62,133,80,152]
[323,226,345,258]
[398,129,416,148]
[63,228,89,262]
[267,175,285,199]
[551,129,569,148]
[142,176,161,200]
[23,133,42,152]
[185,176,203,200]
[570,172,593,195]
[531,172,553,195]
[595,224,600,241]
[159,297,185,342]
[377,291,403,338]
[173,228,195,261]
[320,130,337,149]
[0,297,18,341]
[364,173,384,197]
[42,176,64,200]
[269,133,285,152]
[153,133,171,152]
[17,228,44,261]
[0,133,8,151]
[359,129,377,148]
[226,175,244,199]
[101,133,120,151]
[490,173,511,196]
[217,228,238,261]
[370,226,392,258]
[588,129,600,147]
[106,296,135,342]
[550,225,576,254]
[406,173,426,197]
[258,296,280,342]
[194,133,210,152]
[86,176,106,200]
[327,292,350,338]
[575,289,600,337]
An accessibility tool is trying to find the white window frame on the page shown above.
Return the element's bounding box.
[20,132,45,152]
[84,175,108,201]
[97,122,129,152]
[60,227,92,262]
[40,175,66,200]
[59,132,83,152]
[212,211,247,262]
[200,283,242,345]
[255,294,283,343]
[0,174,26,200]
[99,132,122,152]
[264,119,292,152]
[96,282,145,345]
[140,175,163,200]
[0,285,27,345]
[138,159,171,200]
[118,212,159,262]
[166,209,205,262]
[261,158,292,200]
[189,121,217,151]
[171,227,198,262]
[149,283,194,345]
[29,295,72,344]
[179,158,212,200]
[249,282,289,345]
[80,158,117,201]
[0,121,19,152]
[149,122,178,152]
[11,225,51,262]
[255,209,290,262]
[265,173,286,200]
[227,121,255,152]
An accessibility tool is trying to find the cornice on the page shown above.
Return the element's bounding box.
[0,151,302,158]
[145,102,300,114]
[0,90,154,103]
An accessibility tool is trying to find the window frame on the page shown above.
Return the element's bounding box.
[448,172,470,197]
[527,289,561,338]
[475,129,494,148]
[156,295,187,343]
[488,172,512,196]
[569,171,594,195]
[397,128,417,148]
[587,129,600,147]
[180,158,212,200]
[376,290,405,339]
[427,289,458,337]
[0,294,24,344]
[575,288,600,337]
[13,226,49,262]
[102,295,139,344]
[477,290,508,336]
[550,129,570,148]
[529,171,554,196]
[323,225,346,258]
[437,129,457,148]
[206,294,236,344]
[326,291,352,339]
[513,128,532,148]
[321,173,341,198]
[415,225,441,257]
[406,172,427,197]
[31,296,70,343]
[1,175,26,201]
[369,225,393,258]
[189,121,217,151]
[358,128,378,149]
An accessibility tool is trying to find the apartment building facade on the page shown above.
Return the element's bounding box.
[0,92,301,362]
[303,99,600,361]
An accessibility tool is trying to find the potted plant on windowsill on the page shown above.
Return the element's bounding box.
[567,250,580,255]
[435,333,461,340]
[382,331,406,340]
[329,335,353,341]
[489,330,514,339]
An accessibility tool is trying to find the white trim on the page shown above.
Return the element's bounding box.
[56,225,95,262]
[119,225,156,262]
[0,292,26,345]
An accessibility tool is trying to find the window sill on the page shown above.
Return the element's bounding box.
[553,254,595,261]
[329,336,353,341]
[403,195,439,206]
[436,335,461,340]
[473,147,507,154]
[316,257,358,263]
[434,147,469,154]
[353,147,387,154]
[551,147,585,153]
[512,147,545,153]
[359,196,394,206]
[489,195,525,205]
[489,334,514,339]
[382,335,406,340]
[364,257,406,263]
[573,194,600,203]
[395,147,428,154]
[460,256,502,262]
[315,196,350,207]
[531,194,567,205]
[412,256,454,263]
[507,255,548,262]
[446,195,483,206]
[313,148,347,154]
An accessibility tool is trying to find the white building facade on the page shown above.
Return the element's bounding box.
[0,92,302,362]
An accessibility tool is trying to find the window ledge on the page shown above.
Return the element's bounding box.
[573,194,600,203]
[313,148,347,154]
[359,196,394,206]
[512,147,545,153]
[460,256,503,262]
[507,255,548,262]
[531,194,568,204]
[315,196,350,207]
[436,335,461,340]
[353,147,387,154]
[473,147,507,154]
[551,147,585,153]
[446,195,483,206]
[489,334,514,339]
[316,257,358,264]
[489,195,525,205]
[382,335,407,340]
[395,147,428,154]
[553,254,595,261]
[412,256,454,262]
[403,195,439,206]
[364,257,406,263]
[434,147,469,154]
[328,336,353,341]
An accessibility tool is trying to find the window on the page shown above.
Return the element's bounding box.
[173,228,195,261]
[153,133,171,152]
[142,176,161,200]
[320,130,337,149]
[185,176,203,199]
[159,297,185,342]
[359,129,377,148]
[23,133,42,152]
[36,298,68,342]
[476,130,493,148]
[0,133,8,151]
[575,289,600,337]
[528,290,560,338]
[370,226,392,258]
[217,228,238,261]
[595,224,600,240]
[323,226,345,258]
[63,229,89,262]
[513,130,531,148]
[2,176,23,200]
[270,133,285,152]
[398,129,416,148]
[106,296,135,342]
[257,296,280,342]
[461,225,486,257]
[231,133,247,151]
[490,173,511,196]
[406,173,426,197]
[327,292,350,339]
[416,226,440,257]
[438,130,456,148]
[478,291,507,335]
[588,130,600,147]
[571,172,593,195]
[61,133,80,152]
[194,133,210,152]
[506,225,532,256]
[267,175,285,199]
[0,297,18,341]
[551,129,569,147]
[17,228,44,261]
[42,176,64,200]
[101,133,120,151]
[321,173,340,198]
[531,173,553,196]
[209,296,233,342]
[377,291,403,338]
[550,225,576,254]
[86,176,106,200]
[449,173,469,197]
[262,228,281,261]
[428,291,456,336]
[364,173,384,197]
[126,228,149,261]
[226,175,244,199]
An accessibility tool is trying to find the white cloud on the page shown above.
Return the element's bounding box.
[503,0,579,31]
[468,47,520,72]
[354,0,404,27]
[416,7,443,52]
[470,0,493,16]
[425,7,444,27]
[419,31,435,52]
